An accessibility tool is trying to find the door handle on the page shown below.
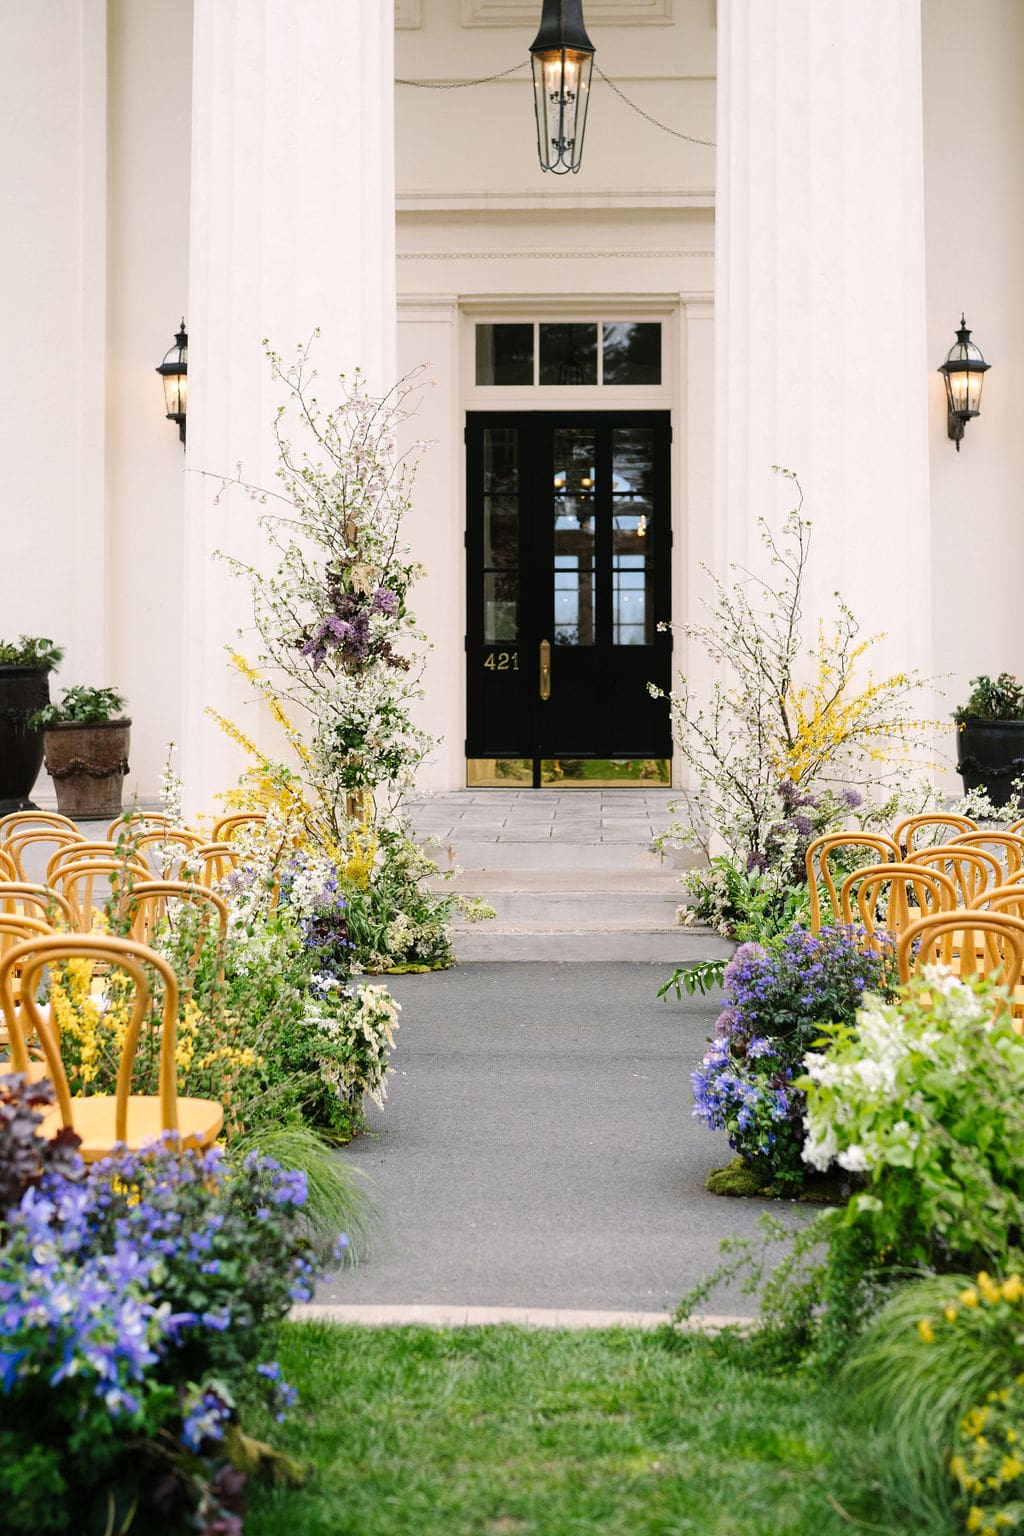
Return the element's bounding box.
[539,639,551,701]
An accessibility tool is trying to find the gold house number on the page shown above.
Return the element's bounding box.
[484,651,519,672]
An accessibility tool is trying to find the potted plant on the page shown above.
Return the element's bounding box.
[29,686,131,819]
[954,673,1024,806]
[0,636,63,812]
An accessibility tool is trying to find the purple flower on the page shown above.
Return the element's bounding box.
[372,586,399,615]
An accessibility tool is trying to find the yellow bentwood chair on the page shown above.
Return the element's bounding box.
[804,833,900,933]
[0,933,224,1161]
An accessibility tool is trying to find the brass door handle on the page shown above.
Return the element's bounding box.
[539,639,551,701]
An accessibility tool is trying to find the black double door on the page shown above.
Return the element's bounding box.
[465,411,673,774]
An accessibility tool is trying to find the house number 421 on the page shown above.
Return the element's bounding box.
[484,651,518,671]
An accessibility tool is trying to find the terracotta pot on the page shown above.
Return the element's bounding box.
[43,719,132,819]
[0,665,52,812]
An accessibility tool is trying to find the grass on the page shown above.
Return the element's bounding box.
[245,1323,932,1536]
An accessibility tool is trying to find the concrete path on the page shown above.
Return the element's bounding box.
[320,963,798,1317]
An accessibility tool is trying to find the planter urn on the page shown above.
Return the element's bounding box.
[43,719,132,820]
[0,665,53,812]
[956,718,1024,807]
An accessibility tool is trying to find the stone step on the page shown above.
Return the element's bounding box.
[453,924,732,964]
[430,839,695,873]
[453,887,684,926]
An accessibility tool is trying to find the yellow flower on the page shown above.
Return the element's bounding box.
[966,1507,986,1532]
[1001,1275,1024,1304]
[960,1287,980,1308]
[999,1453,1024,1482]
[978,1272,1001,1305]
[917,1318,935,1344]
[945,1304,959,1324]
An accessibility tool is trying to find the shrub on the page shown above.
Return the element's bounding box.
[0,1124,338,1533]
[800,969,1024,1270]
[692,925,898,1191]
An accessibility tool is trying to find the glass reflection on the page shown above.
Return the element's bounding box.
[553,429,596,645]
[612,428,654,645]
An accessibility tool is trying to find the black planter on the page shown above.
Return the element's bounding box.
[0,665,52,813]
[956,718,1024,808]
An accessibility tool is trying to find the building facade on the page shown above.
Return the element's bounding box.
[2,1,1022,813]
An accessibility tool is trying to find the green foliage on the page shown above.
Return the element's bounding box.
[244,1322,924,1536]
[658,957,727,1000]
[29,684,127,728]
[954,672,1024,723]
[800,971,1024,1271]
[842,1270,1024,1531]
[229,1124,376,1261]
[0,635,63,669]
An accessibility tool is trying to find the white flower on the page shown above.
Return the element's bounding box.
[837,1143,871,1173]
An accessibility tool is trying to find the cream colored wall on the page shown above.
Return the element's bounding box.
[923,0,1024,790]
[395,1,717,789]
[106,0,193,804]
[0,0,109,684]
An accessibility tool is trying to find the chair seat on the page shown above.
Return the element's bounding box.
[0,1056,51,1083]
[37,1094,224,1163]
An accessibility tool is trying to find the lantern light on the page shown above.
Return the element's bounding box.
[530,0,595,175]
[156,319,188,446]
[938,315,989,452]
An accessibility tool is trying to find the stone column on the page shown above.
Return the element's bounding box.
[181,0,396,819]
[715,0,932,685]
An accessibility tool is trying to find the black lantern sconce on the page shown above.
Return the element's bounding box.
[156,319,188,446]
[530,0,595,175]
[938,315,989,452]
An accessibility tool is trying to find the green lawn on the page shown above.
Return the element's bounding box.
[245,1324,930,1536]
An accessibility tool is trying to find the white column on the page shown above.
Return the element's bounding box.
[715,0,931,684]
[182,0,396,819]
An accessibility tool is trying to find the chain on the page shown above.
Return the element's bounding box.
[594,65,715,147]
[395,60,530,88]
[396,58,715,148]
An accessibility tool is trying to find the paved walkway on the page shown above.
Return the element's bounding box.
[319,963,795,1319]
[407,788,681,848]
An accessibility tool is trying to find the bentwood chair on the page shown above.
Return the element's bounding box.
[189,842,241,889]
[948,830,1024,880]
[210,812,267,845]
[897,912,1024,1010]
[4,825,84,881]
[51,856,150,933]
[45,842,149,885]
[0,933,224,1161]
[105,810,172,842]
[124,881,228,999]
[892,813,978,858]
[839,862,957,947]
[0,811,80,843]
[0,849,17,881]
[906,845,1004,906]
[0,882,75,929]
[0,911,60,1077]
[805,833,900,933]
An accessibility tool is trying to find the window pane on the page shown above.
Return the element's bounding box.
[476,324,533,386]
[612,427,654,645]
[484,497,518,568]
[484,572,518,643]
[553,428,595,645]
[539,323,598,386]
[483,428,518,494]
[602,323,662,385]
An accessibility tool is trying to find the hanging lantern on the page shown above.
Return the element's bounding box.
[938,315,989,452]
[530,0,595,175]
[156,319,188,446]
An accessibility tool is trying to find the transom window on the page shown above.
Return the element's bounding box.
[475,321,661,388]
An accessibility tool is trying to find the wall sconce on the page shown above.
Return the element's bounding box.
[156,320,188,446]
[530,0,595,175]
[938,314,989,452]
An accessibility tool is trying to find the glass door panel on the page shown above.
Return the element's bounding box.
[553,429,596,646]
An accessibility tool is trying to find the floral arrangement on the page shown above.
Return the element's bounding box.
[800,969,1024,1269]
[692,925,898,1191]
[0,1079,338,1534]
[653,471,937,934]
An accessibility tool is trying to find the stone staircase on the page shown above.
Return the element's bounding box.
[410,789,734,964]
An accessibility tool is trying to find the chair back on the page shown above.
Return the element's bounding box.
[130,827,207,879]
[0,911,59,1018]
[897,910,1024,992]
[971,885,1024,918]
[804,833,900,932]
[189,842,241,888]
[0,848,16,881]
[210,812,267,845]
[893,813,978,857]
[105,810,171,842]
[51,857,149,932]
[0,810,79,842]
[46,841,149,884]
[907,845,1003,905]
[124,881,228,995]
[0,882,75,928]
[948,830,1024,879]
[4,826,84,881]
[839,862,957,943]
[0,933,181,1142]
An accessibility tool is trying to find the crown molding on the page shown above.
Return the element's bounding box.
[462,0,673,23]
[399,248,713,261]
[397,189,714,212]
